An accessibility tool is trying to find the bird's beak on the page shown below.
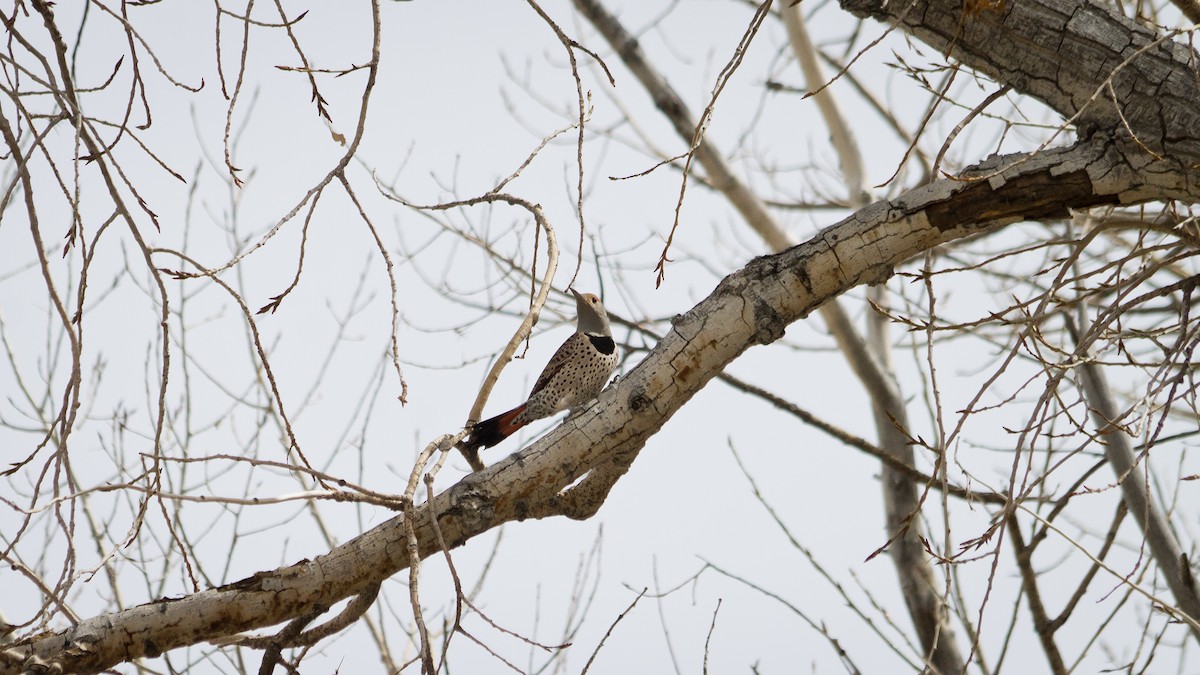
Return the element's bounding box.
[569,288,584,302]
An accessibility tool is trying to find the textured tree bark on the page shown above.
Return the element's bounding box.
[2,138,1181,674]
[840,0,1200,162]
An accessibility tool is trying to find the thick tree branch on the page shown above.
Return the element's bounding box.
[1,138,1173,674]
[841,0,1200,162]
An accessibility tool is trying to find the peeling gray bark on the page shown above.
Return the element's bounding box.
[2,138,1179,675]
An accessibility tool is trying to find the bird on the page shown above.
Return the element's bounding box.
[463,288,619,452]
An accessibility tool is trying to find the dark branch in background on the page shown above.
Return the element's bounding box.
[1007,514,1067,675]
[717,372,1008,504]
[1070,315,1200,637]
[1176,0,1200,22]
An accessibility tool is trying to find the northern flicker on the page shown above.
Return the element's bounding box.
[463,289,619,451]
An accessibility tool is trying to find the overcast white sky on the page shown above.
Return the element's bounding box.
[2,0,1191,672]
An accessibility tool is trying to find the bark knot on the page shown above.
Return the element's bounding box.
[752,297,786,345]
[447,486,494,536]
[628,386,652,413]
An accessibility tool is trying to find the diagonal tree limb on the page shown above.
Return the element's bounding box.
[2,137,1181,675]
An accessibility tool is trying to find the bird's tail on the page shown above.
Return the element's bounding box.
[463,403,528,451]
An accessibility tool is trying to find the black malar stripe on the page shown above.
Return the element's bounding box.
[587,334,616,355]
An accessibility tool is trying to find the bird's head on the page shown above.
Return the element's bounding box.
[570,288,612,336]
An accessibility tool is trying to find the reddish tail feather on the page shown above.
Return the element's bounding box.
[464,403,528,451]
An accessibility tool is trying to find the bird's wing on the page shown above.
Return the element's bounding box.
[529,333,582,397]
